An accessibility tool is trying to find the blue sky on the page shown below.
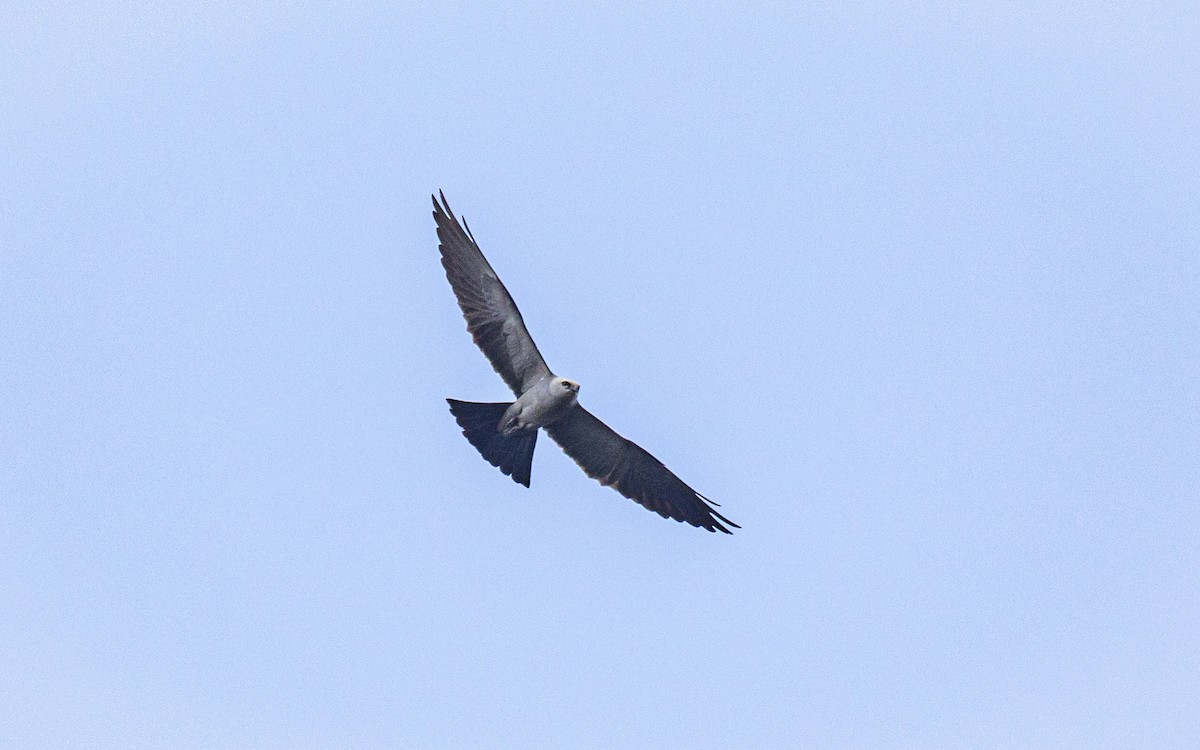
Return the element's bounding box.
[3,3,1197,748]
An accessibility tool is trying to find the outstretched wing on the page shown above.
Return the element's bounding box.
[433,192,552,396]
[545,406,738,534]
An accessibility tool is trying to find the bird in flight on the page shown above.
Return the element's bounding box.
[434,192,737,533]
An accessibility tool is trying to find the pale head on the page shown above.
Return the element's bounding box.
[553,376,581,395]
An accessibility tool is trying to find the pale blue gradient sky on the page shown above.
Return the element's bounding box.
[3,3,1198,748]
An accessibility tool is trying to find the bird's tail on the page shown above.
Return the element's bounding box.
[446,399,538,487]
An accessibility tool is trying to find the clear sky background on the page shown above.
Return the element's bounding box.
[3,3,1198,748]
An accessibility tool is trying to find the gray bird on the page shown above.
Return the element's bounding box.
[434,192,737,533]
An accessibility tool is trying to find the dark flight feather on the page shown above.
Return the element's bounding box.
[433,193,551,397]
[545,407,737,533]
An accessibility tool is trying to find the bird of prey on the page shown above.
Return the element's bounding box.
[434,192,737,533]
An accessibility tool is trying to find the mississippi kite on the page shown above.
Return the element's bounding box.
[434,192,737,534]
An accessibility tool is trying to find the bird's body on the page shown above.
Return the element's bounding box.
[499,376,580,435]
[434,192,737,533]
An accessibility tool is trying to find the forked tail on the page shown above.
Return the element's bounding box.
[446,399,538,487]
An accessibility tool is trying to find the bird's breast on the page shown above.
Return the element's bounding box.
[509,384,577,430]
